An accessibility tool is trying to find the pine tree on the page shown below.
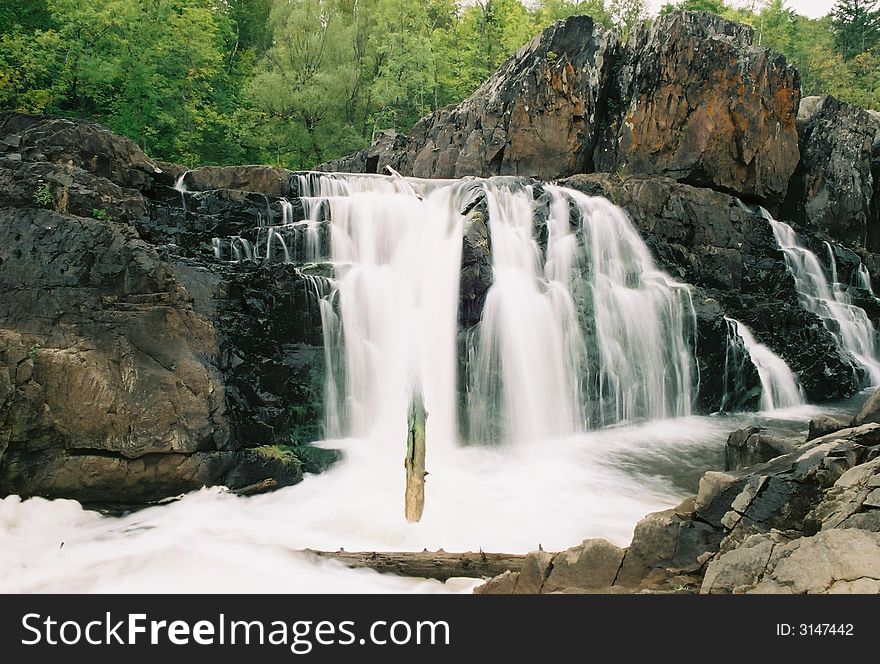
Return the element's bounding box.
[832,0,880,59]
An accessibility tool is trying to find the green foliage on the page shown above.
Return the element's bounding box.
[2,0,878,170]
[33,183,54,207]
[91,207,112,221]
[832,0,880,59]
[27,344,40,360]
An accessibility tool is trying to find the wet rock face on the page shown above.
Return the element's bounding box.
[323,12,801,203]
[782,96,880,247]
[560,173,860,406]
[595,11,800,202]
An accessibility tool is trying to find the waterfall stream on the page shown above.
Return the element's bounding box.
[766,210,880,384]
[722,318,803,411]
[288,173,698,447]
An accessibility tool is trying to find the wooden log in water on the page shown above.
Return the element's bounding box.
[405,392,427,522]
[303,549,531,582]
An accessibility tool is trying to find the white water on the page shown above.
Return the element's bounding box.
[768,213,880,384]
[723,318,803,411]
[2,412,792,593]
[856,263,875,294]
[297,174,697,446]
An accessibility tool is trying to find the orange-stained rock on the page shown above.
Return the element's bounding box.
[594,11,800,203]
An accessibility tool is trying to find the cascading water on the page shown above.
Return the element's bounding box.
[722,318,803,411]
[292,173,698,447]
[855,263,875,294]
[766,210,880,384]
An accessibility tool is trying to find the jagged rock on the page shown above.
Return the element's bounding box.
[782,96,880,247]
[542,539,625,592]
[808,415,849,441]
[702,529,880,593]
[0,112,161,191]
[403,15,613,179]
[0,115,326,504]
[318,130,408,175]
[725,426,798,471]
[595,11,799,202]
[473,570,519,594]
[323,12,800,203]
[806,457,880,531]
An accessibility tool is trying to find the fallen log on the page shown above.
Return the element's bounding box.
[302,549,533,582]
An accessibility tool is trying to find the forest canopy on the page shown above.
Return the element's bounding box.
[1,0,877,168]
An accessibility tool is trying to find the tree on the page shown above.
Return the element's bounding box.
[832,0,880,58]
[609,0,647,37]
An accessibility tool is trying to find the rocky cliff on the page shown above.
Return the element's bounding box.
[0,114,329,505]
[321,12,801,204]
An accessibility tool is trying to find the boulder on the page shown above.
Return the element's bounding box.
[782,96,880,246]
[511,551,555,594]
[807,414,849,441]
[179,165,293,197]
[542,539,625,592]
[724,426,798,471]
[595,11,800,202]
[614,505,721,589]
[702,529,880,593]
[852,388,880,426]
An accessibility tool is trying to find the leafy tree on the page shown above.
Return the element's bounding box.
[609,0,647,37]
[832,0,880,58]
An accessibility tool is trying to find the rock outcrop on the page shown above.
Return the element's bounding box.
[322,12,801,204]
[0,113,327,505]
[782,95,880,247]
[594,12,799,202]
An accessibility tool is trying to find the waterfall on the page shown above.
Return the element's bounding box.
[722,318,803,411]
[855,263,875,294]
[766,211,880,384]
[292,173,697,446]
[174,170,189,213]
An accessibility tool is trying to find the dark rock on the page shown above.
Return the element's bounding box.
[595,11,800,203]
[782,96,880,246]
[404,15,613,179]
[725,426,798,471]
[0,114,327,504]
[0,112,161,191]
[319,130,408,175]
[179,165,293,197]
[807,414,849,441]
[323,12,800,204]
[294,445,342,474]
[561,173,860,404]
[458,200,492,329]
